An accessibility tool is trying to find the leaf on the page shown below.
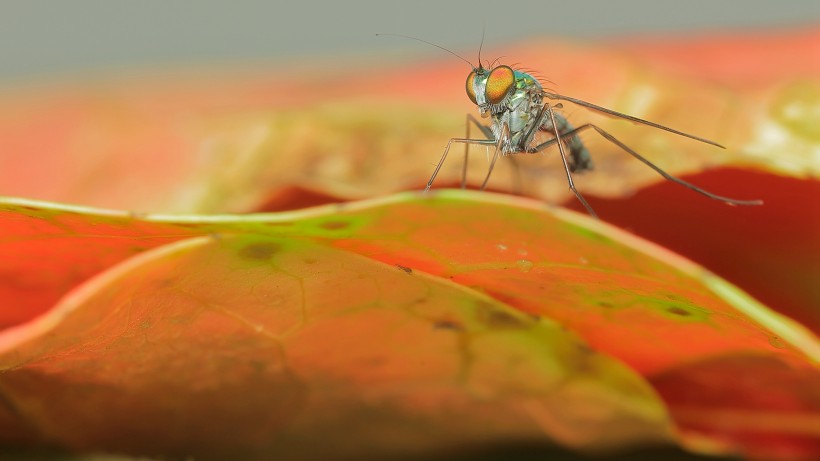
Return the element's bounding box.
[652,354,820,459]
[0,197,673,459]
[1,191,817,460]
[0,203,201,328]
[547,28,820,333]
[564,167,820,334]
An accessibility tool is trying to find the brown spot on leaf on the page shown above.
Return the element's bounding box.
[667,306,691,317]
[320,220,349,230]
[174,222,204,229]
[574,341,596,357]
[769,335,786,349]
[395,264,412,274]
[238,242,280,261]
[475,301,529,329]
[433,319,463,331]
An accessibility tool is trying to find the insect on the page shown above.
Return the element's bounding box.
[378,34,763,217]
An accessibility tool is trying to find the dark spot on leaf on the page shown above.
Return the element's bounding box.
[597,301,615,309]
[239,242,280,261]
[434,319,463,331]
[667,306,691,317]
[769,336,786,349]
[475,302,529,329]
[303,257,318,264]
[320,220,349,230]
[153,278,176,290]
[249,360,267,373]
[396,264,412,274]
[576,342,594,354]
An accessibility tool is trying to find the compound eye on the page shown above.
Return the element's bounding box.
[485,66,515,104]
[465,71,478,105]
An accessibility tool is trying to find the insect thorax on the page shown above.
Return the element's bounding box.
[495,71,543,153]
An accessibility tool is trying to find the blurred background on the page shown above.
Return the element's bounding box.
[0,0,818,84]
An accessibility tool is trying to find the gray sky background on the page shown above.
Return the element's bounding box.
[0,0,818,84]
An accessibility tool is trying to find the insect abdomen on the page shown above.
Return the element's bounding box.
[540,112,592,172]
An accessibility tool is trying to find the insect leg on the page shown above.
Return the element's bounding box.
[544,104,599,218]
[425,136,496,192]
[462,114,494,189]
[479,123,510,191]
[462,116,470,189]
[533,123,763,206]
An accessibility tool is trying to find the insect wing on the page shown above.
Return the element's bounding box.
[540,91,724,149]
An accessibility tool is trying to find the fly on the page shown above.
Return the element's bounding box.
[378,34,763,218]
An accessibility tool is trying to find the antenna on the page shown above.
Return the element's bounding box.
[478,23,486,69]
[375,33,476,69]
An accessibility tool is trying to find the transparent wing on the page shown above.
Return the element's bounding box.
[540,91,725,149]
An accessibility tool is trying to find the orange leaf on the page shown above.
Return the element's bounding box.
[1,192,817,460]
[0,199,674,459]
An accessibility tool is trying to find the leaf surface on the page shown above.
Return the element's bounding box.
[1,191,817,460]
[0,200,673,459]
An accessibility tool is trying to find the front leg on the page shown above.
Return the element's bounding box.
[462,114,495,188]
[425,136,496,192]
[479,122,511,191]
